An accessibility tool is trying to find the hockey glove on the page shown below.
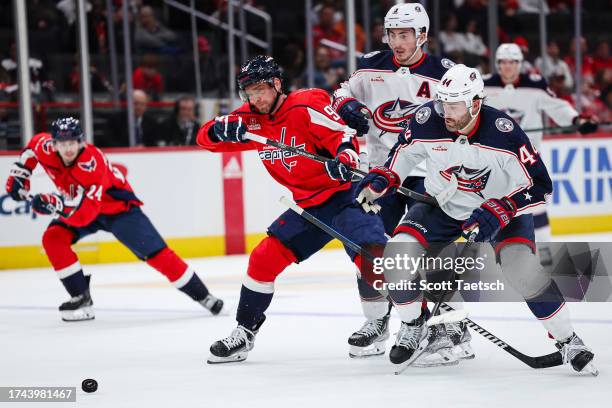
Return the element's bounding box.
[211,115,248,143]
[325,148,359,182]
[354,166,400,214]
[32,193,66,216]
[5,162,32,201]
[332,97,371,136]
[462,197,517,242]
[573,115,598,135]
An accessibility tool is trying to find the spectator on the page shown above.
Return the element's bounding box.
[69,55,112,94]
[1,42,55,102]
[312,4,346,61]
[564,36,595,77]
[279,43,305,91]
[100,90,159,147]
[0,92,20,150]
[370,20,385,51]
[461,18,488,65]
[456,0,487,38]
[592,40,612,74]
[133,54,164,100]
[535,40,574,89]
[302,46,342,93]
[134,5,179,54]
[158,96,200,146]
[439,15,464,56]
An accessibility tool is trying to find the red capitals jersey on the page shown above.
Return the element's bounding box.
[197,88,358,208]
[20,133,142,227]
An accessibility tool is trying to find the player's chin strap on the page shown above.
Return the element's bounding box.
[457,99,483,135]
[403,33,427,67]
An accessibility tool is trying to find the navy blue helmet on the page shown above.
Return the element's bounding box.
[51,117,84,142]
[237,55,283,100]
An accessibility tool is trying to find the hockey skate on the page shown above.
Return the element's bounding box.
[446,321,475,360]
[348,314,390,358]
[59,290,95,322]
[389,312,430,374]
[198,294,224,315]
[207,315,266,364]
[412,323,459,367]
[556,333,598,376]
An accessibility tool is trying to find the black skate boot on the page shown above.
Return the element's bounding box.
[446,321,475,360]
[389,312,429,373]
[59,290,94,322]
[556,333,598,376]
[207,315,266,364]
[198,294,224,315]
[348,314,390,358]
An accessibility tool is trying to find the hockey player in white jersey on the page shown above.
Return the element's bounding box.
[484,43,598,241]
[331,2,470,363]
[354,64,598,375]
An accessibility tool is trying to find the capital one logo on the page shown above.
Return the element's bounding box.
[0,194,38,219]
[258,127,305,172]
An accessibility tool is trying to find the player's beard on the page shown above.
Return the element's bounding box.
[444,114,470,132]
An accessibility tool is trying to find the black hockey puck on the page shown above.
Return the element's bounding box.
[81,379,98,393]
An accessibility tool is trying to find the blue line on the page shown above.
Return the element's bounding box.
[1,304,612,324]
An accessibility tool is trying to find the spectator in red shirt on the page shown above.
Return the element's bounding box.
[592,40,612,73]
[564,36,595,77]
[132,54,163,101]
[312,5,345,61]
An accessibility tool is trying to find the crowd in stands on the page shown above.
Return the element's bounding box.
[0,0,610,149]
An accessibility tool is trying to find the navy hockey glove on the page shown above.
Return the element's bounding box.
[211,115,248,143]
[325,148,359,182]
[462,197,517,242]
[354,166,400,214]
[573,115,598,134]
[32,193,66,216]
[5,162,31,201]
[332,97,371,136]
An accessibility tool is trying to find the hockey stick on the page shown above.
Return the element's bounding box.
[523,120,611,134]
[278,196,564,370]
[244,132,457,207]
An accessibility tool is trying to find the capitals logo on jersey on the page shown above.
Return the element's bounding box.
[372,98,420,134]
[78,157,97,172]
[258,127,305,172]
[440,165,491,198]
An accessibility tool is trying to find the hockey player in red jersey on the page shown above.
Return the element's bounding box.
[197,55,387,363]
[5,117,224,321]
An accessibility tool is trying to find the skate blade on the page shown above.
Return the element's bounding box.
[349,340,386,358]
[393,338,430,375]
[412,348,459,368]
[583,362,599,377]
[452,344,475,360]
[207,352,248,364]
[61,307,95,322]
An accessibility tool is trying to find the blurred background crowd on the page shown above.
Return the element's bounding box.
[0,0,610,149]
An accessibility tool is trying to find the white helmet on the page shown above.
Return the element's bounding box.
[495,43,523,63]
[384,2,429,44]
[436,64,485,107]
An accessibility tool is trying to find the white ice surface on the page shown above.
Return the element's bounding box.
[1,235,612,408]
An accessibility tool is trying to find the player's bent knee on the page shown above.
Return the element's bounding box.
[247,236,297,284]
[42,225,74,251]
[499,243,550,298]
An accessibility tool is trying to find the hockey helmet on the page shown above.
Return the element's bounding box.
[51,117,84,142]
[236,55,283,101]
[383,2,429,45]
[435,64,485,115]
[495,43,524,63]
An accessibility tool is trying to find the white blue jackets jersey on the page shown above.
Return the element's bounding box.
[483,73,577,151]
[387,102,553,221]
[333,51,454,174]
